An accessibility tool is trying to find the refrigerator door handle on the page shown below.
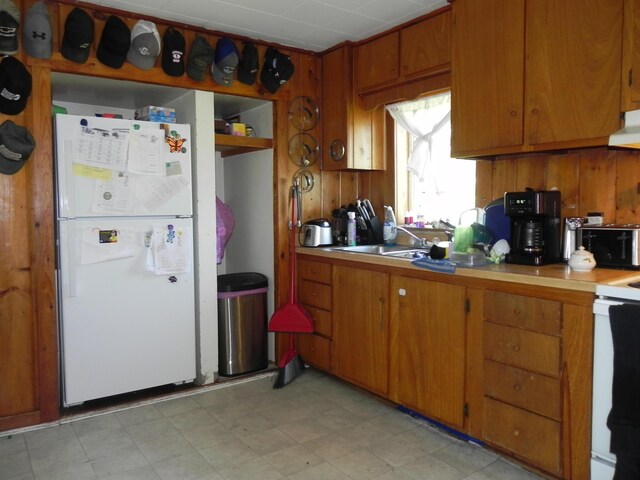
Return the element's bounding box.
[62,139,75,218]
[65,220,79,298]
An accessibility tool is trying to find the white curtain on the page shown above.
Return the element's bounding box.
[386,91,451,189]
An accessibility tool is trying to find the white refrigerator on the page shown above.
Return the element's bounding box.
[54,114,196,406]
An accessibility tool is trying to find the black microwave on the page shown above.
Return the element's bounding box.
[577,225,640,269]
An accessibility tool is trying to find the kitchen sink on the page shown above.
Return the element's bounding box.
[329,245,429,258]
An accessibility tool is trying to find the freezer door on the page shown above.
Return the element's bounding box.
[55,114,193,218]
[58,217,196,406]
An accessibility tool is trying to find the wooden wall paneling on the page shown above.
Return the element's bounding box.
[30,66,59,423]
[545,152,580,219]
[339,171,359,207]
[321,171,341,215]
[514,155,546,191]
[577,149,616,221]
[614,149,640,223]
[490,158,517,200]
[475,159,493,206]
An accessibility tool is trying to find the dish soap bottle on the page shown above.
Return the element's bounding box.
[383,205,397,246]
[347,211,356,246]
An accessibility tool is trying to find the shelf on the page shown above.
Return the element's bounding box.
[215,134,273,157]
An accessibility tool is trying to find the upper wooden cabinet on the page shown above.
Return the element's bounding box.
[354,10,451,94]
[321,44,385,171]
[451,0,623,158]
[621,0,640,111]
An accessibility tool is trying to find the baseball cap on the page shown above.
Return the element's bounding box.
[212,38,238,87]
[0,56,31,115]
[260,47,294,94]
[23,1,51,59]
[237,42,258,86]
[162,27,185,77]
[0,120,36,175]
[187,36,215,81]
[97,15,130,69]
[0,0,19,55]
[127,20,161,70]
[61,8,94,64]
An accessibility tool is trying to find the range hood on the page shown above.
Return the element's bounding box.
[609,110,640,148]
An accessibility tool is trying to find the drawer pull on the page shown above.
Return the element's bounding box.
[513,308,521,316]
[512,344,520,352]
[513,429,520,437]
[513,384,522,392]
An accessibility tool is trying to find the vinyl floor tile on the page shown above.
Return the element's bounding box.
[0,368,547,480]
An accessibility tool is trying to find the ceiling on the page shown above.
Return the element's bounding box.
[80,0,449,52]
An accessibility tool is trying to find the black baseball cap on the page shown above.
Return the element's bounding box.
[0,120,36,175]
[237,42,258,86]
[61,8,94,64]
[162,27,185,77]
[187,36,215,81]
[97,15,130,69]
[260,47,294,94]
[0,56,31,115]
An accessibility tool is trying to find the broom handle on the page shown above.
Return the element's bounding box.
[289,186,297,304]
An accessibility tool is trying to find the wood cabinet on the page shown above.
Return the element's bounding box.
[621,0,640,111]
[297,258,332,371]
[354,10,451,94]
[451,0,623,157]
[321,44,385,171]
[389,276,466,430]
[332,265,389,395]
[298,252,594,479]
[482,291,563,476]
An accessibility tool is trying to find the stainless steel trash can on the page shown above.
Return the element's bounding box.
[217,272,268,376]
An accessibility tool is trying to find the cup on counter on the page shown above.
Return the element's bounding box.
[453,225,473,253]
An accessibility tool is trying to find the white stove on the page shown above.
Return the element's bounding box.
[591,274,640,479]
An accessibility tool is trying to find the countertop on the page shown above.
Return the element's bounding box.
[297,246,640,293]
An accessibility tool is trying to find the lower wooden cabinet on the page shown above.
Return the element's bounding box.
[389,275,466,429]
[332,265,389,396]
[483,397,561,473]
[296,254,594,480]
[297,258,333,372]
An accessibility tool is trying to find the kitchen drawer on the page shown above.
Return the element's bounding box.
[298,259,332,284]
[297,334,331,371]
[299,279,331,310]
[303,305,332,338]
[483,397,561,474]
[483,291,561,336]
[484,359,561,420]
[484,322,561,377]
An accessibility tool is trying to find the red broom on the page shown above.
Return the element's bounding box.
[270,182,314,388]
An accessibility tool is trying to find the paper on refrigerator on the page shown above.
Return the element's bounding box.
[147,223,192,275]
[73,125,129,171]
[81,227,135,264]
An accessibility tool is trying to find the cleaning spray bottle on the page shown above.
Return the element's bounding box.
[347,211,356,246]
[383,205,397,246]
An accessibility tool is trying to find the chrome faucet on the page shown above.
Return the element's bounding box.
[396,226,429,248]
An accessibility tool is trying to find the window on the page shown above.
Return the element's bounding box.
[388,91,476,225]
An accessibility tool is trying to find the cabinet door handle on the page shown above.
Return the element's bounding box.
[512,344,520,352]
[378,296,385,331]
[513,384,522,392]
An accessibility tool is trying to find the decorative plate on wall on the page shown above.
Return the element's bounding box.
[288,96,319,131]
[288,132,319,167]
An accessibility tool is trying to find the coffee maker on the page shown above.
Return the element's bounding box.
[504,190,562,265]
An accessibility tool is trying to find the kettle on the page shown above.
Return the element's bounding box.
[301,218,333,247]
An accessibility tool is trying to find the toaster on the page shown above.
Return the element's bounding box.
[301,219,333,247]
[578,224,640,269]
